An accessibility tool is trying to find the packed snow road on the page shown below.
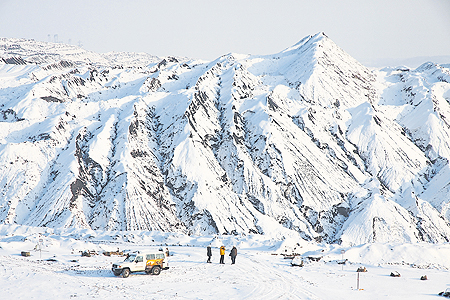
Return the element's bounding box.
[0,243,449,299]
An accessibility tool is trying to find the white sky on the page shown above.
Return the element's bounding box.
[1,0,449,67]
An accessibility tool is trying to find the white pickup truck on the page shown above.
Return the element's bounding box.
[112,250,169,278]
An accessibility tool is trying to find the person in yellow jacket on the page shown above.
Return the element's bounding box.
[219,245,225,264]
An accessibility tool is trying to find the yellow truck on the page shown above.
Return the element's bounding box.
[112,250,169,278]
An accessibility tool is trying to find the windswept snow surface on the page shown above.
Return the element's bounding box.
[0,225,449,300]
[1,34,450,245]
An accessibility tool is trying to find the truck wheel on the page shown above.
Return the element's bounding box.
[122,269,130,278]
[152,266,161,275]
[113,270,121,276]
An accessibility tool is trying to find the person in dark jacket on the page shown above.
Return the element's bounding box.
[206,245,212,263]
[230,246,237,264]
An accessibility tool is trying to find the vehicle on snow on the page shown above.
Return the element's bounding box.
[112,250,169,278]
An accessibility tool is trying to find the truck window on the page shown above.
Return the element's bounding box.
[136,256,143,262]
[156,253,164,259]
[124,254,136,262]
[147,254,155,260]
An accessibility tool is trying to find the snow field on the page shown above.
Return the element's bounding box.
[0,226,449,299]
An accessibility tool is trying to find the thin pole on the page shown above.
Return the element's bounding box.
[39,239,43,261]
[357,272,360,290]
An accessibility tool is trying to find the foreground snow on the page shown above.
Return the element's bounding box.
[0,225,449,299]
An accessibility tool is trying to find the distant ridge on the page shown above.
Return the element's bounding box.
[364,55,450,68]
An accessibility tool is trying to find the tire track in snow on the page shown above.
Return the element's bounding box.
[236,253,321,300]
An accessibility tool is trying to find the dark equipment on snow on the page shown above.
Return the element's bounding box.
[103,249,124,256]
[81,250,97,257]
[291,256,304,267]
[439,288,450,298]
[306,256,322,262]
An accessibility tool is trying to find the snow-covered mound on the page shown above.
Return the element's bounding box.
[0,33,449,245]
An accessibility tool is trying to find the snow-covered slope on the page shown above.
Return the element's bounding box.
[1,33,449,245]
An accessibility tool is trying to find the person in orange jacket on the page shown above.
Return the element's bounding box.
[219,245,225,264]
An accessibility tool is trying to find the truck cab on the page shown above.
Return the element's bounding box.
[112,250,169,278]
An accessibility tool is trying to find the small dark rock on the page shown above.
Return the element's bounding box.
[46,258,57,262]
[390,271,401,277]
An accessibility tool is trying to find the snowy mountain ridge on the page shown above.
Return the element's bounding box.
[1,33,450,245]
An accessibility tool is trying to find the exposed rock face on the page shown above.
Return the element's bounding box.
[0,34,450,244]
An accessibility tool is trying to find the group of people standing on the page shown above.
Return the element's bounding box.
[207,245,237,264]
